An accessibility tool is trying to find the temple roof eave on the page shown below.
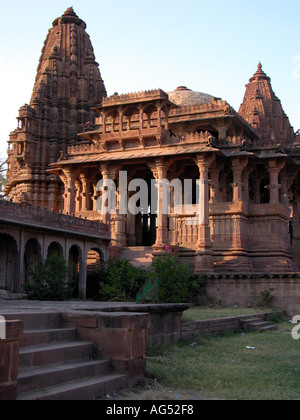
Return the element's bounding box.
[49,145,223,169]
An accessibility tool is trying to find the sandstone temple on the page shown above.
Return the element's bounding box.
[3,7,300,294]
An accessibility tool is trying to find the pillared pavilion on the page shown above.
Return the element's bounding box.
[5,7,300,273]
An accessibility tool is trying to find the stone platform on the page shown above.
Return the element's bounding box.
[0,298,190,400]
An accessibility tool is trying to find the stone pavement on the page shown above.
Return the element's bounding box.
[0,297,190,315]
[0,297,138,315]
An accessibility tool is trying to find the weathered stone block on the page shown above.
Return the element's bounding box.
[0,320,23,401]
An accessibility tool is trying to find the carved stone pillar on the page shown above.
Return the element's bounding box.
[62,169,76,215]
[268,159,283,204]
[75,180,81,214]
[280,174,289,207]
[92,183,100,212]
[139,105,144,130]
[99,165,111,225]
[119,109,123,133]
[98,163,119,243]
[156,162,169,248]
[127,191,136,246]
[157,103,162,128]
[232,157,248,203]
[80,174,91,212]
[114,186,127,248]
[194,154,215,272]
[269,168,281,204]
[148,158,169,251]
[209,166,220,204]
[242,169,251,203]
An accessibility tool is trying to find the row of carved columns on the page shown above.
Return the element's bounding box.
[209,157,288,206]
[59,154,292,272]
[101,101,170,133]
[59,153,216,271]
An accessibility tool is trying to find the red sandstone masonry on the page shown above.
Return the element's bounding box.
[0,320,23,400]
[181,313,281,339]
[62,311,151,386]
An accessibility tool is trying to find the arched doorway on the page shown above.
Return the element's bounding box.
[0,234,18,292]
[24,238,42,284]
[68,245,82,297]
[86,247,104,299]
[47,241,63,259]
[87,248,104,273]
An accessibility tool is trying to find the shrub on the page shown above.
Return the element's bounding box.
[98,259,148,302]
[254,288,275,308]
[97,248,208,304]
[150,247,207,303]
[24,253,74,301]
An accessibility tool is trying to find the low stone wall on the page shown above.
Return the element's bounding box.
[62,310,151,385]
[205,273,300,316]
[0,320,23,400]
[61,303,190,383]
[0,302,190,396]
[181,312,279,339]
[96,303,191,346]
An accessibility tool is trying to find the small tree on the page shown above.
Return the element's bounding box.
[24,253,74,301]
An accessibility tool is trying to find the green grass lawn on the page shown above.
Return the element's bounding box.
[182,306,273,322]
[146,322,300,400]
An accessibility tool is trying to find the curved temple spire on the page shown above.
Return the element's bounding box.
[239,62,295,144]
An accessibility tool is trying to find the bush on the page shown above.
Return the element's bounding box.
[98,259,149,302]
[254,288,275,308]
[24,253,74,301]
[97,248,208,304]
[151,249,206,303]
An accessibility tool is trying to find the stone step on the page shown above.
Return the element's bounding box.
[243,317,265,323]
[247,322,270,329]
[4,312,62,330]
[14,312,129,401]
[20,328,77,348]
[241,317,278,332]
[18,359,110,395]
[19,341,94,369]
[243,320,269,327]
[17,374,127,400]
[259,325,278,332]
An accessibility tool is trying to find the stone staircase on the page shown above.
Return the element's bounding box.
[117,247,154,267]
[5,312,127,400]
[240,315,278,332]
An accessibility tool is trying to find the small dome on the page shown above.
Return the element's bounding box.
[168,86,220,107]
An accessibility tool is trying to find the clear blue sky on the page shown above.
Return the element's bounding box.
[0,0,299,158]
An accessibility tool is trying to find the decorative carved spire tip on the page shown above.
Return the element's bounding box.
[257,62,262,71]
[64,7,76,15]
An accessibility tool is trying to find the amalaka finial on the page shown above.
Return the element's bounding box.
[257,62,262,70]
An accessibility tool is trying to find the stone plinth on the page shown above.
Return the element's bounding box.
[62,311,151,385]
[0,320,23,400]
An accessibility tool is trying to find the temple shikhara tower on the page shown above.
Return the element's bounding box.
[5,8,106,211]
[5,8,300,274]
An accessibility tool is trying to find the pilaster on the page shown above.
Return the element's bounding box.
[193,153,215,272]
